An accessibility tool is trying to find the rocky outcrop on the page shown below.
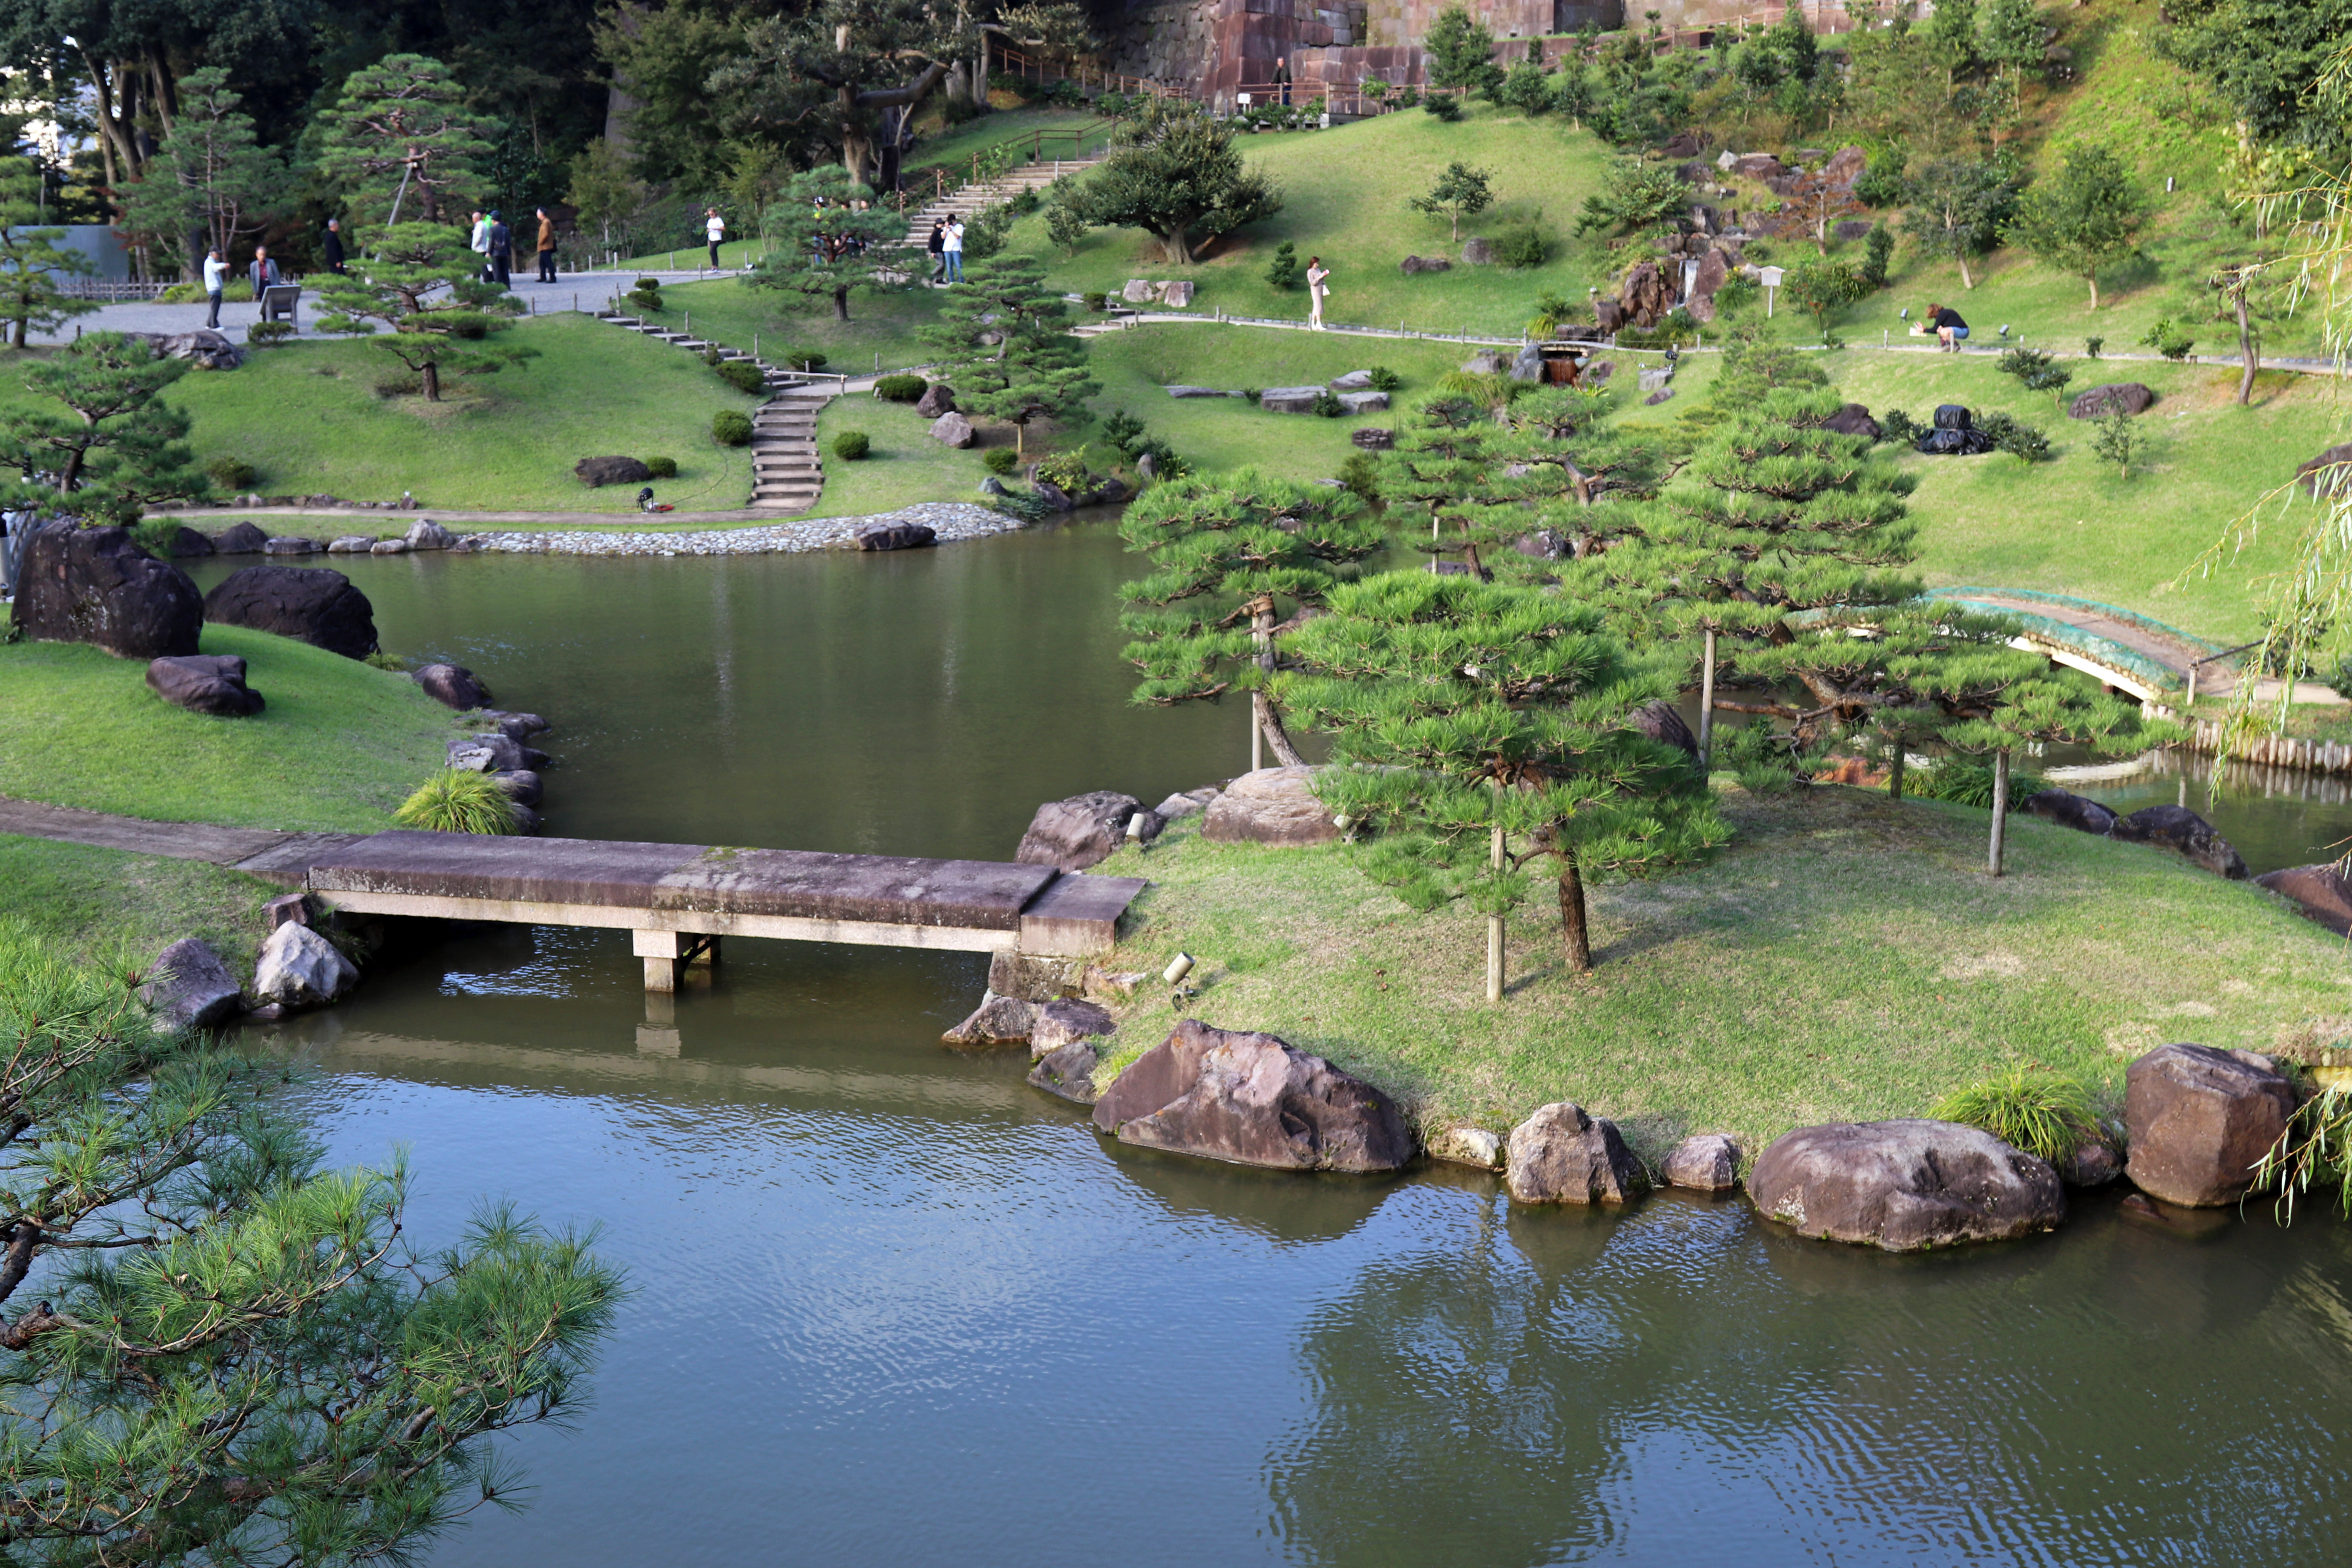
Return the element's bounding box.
[1200,767,1341,847]
[1462,236,1494,265]
[2123,1044,2298,1208]
[914,383,956,418]
[214,521,270,554]
[2068,383,2156,420]
[1749,1120,2065,1250]
[1259,386,1322,412]
[1092,1020,1410,1173]
[575,455,652,487]
[2022,788,2118,836]
[2112,805,2249,879]
[1027,1042,1102,1103]
[929,411,976,448]
[1505,1102,1647,1204]
[404,519,455,551]
[1662,1133,1741,1192]
[492,768,544,808]
[202,566,379,659]
[942,993,1035,1046]
[415,663,492,710]
[139,937,244,1031]
[853,521,936,550]
[146,653,265,717]
[2256,863,2352,936]
[164,526,215,558]
[1628,699,1698,760]
[1399,255,1451,275]
[12,521,204,660]
[1014,790,1154,871]
[123,329,242,370]
[2060,1138,2124,1188]
[1029,998,1114,1060]
[447,733,528,773]
[251,921,359,1009]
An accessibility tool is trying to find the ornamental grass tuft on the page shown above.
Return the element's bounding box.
[394,769,519,835]
[1931,1067,2101,1163]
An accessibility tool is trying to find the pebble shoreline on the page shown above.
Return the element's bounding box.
[463,502,1020,557]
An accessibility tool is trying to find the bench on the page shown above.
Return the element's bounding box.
[260,285,301,325]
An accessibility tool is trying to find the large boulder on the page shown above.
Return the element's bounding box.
[414,662,492,710]
[853,521,936,550]
[2256,863,2352,936]
[404,519,455,550]
[1027,1041,1102,1103]
[2022,788,2118,836]
[202,565,378,659]
[1336,390,1389,415]
[164,526,215,559]
[574,455,652,487]
[1462,236,1495,265]
[1029,998,1114,1060]
[1428,1125,1504,1169]
[215,521,270,553]
[2068,382,2157,420]
[1014,790,1152,871]
[145,653,265,717]
[1663,1133,1742,1192]
[263,535,319,555]
[123,328,242,370]
[1091,1019,1410,1173]
[1328,370,1374,391]
[929,411,976,448]
[1628,698,1698,760]
[2124,1043,2299,1207]
[1685,248,1730,322]
[2112,804,2249,879]
[1506,1102,1647,1204]
[1820,402,1882,439]
[1259,386,1322,412]
[447,733,526,772]
[250,920,359,1009]
[1732,152,1787,180]
[942,993,1034,1046]
[1507,343,1544,382]
[11,521,204,659]
[1200,767,1342,847]
[1749,1120,2065,1251]
[913,383,956,418]
[1399,255,1452,275]
[1822,144,1867,187]
[2295,441,2352,498]
[139,937,244,1031]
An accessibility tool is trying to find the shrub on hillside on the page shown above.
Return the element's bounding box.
[717,359,766,394]
[832,430,870,461]
[875,374,927,402]
[1367,366,1402,392]
[1995,347,2073,399]
[627,278,664,312]
[207,456,256,490]
[1880,408,1922,446]
[779,347,827,372]
[2140,317,2196,361]
[1133,438,1189,479]
[1310,388,1346,417]
[1265,240,1299,290]
[1034,450,1091,491]
[1423,93,1462,121]
[983,447,1020,475]
[1082,290,1108,311]
[247,321,296,348]
[395,769,519,835]
[1931,1068,2102,1164]
[1009,187,1042,215]
[1973,410,2052,463]
[646,456,678,478]
[1101,409,1147,456]
[711,409,753,446]
[1494,223,1550,269]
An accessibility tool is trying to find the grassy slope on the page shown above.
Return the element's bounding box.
[154,315,763,514]
[1090,785,2352,1159]
[809,395,994,516]
[0,836,274,971]
[650,277,946,378]
[0,624,457,831]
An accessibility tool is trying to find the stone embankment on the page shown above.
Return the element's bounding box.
[465,503,1014,557]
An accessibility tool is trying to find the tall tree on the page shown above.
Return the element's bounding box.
[747,166,911,322]
[1923,662,2154,876]
[2153,0,2352,152]
[314,224,535,401]
[0,159,97,349]
[0,921,621,1563]
[3,333,208,524]
[1422,4,1502,96]
[717,0,964,189]
[1050,97,1281,266]
[1118,471,1383,771]
[1281,573,1728,986]
[116,67,288,282]
[1977,0,2047,82]
[315,54,493,231]
[918,254,1095,455]
[1902,154,2020,288]
[2005,142,2150,309]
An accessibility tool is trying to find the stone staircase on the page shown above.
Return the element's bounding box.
[594,310,837,513]
[899,157,1104,247]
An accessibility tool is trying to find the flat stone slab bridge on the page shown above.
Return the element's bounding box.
[304,831,1146,990]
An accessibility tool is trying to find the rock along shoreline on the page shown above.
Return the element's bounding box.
[465,503,1018,558]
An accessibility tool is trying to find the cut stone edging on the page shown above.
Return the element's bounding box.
[460,502,1018,557]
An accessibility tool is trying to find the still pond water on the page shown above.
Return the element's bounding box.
[199,531,2352,1564]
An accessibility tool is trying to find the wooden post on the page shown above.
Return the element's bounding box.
[1486,818,1505,1004]
[1698,627,1717,768]
[1988,750,2010,877]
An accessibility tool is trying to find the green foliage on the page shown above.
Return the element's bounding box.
[314,223,538,402]
[1368,366,1403,392]
[1494,222,1550,269]
[983,447,1021,475]
[2252,1082,2352,1223]
[0,159,99,349]
[1574,157,1690,239]
[779,348,828,372]
[1337,451,1382,504]
[875,374,927,402]
[1424,5,1504,94]
[831,429,870,461]
[2151,0,2352,152]
[1852,144,1908,209]
[205,456,256,491]
[646,455,679,478]
[1101,408,1148,456]
[716,359,766,394]
[395,768,520,835]
[2140,316,2197,360]
[1408,162,1495,241]
[2004,142,2151,308]
[746,165,911,323]
[628,280,665,313]
[1310,388,1346,417]
[1422,93,1465,123]
[1498,59,1552,116]
[1008,187,1042,216]
[1082,290,1109,311]
[2091,402,2137,478]
[1859,225,1896,289]
[1048,99,1282,266]
[1994,345,2074,401]
[2,333,209,526]
[1033,450,1091,490]
[315,54,493,229]
[1901,154,2021,289]
[2084,335,2105,358]
[1974,408,2053,462]
[113,68,290,281]
[1908,759,2048,808]
[1265,240,1300,290]
[711,409,753,446]
[1784,256,1872,331]
[1977,0,2048,81]
[1881,408,1923,446]
[918,256,1098,456]
[1931,1068,2102,1162]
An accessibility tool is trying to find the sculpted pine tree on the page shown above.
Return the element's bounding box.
[0,927,621,1562]
[315,226,536,401]
[315,54,494,230]
[748,167,910,322]
[1049,100,1281,265]
[4,333,208,524]
[1281,574,1727,991]
[919,255,1096,455]
[1119,471,1382,769]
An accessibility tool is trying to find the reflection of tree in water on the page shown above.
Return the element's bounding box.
[1268,1190,2352,1565]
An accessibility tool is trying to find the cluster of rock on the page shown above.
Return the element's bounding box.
[200,517,458,558]
[2021,793,2250,879]
[138,893,360,1032]
[1260,372,1390,416]
[472,503,1016,557]
[122,329,242,371]
[411,661,555,834]
[1119,279,1196,307]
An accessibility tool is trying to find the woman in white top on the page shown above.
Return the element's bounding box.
[942,216,965,283]
[1305,256,1331,330]
[706,208,725,268]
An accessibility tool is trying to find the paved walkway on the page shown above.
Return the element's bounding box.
[0,796,363,886]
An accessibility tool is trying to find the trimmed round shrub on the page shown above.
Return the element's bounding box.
[712,409,753,446]
[780,348,828,372]
[717,359,766,394]
[246,321,296,348]
[646,456,679,478]
[832,430,871,461]
[1310,388,1345,417]
[1495,224,1550,270]
[982,447,1020,475]
[394,769,520,836]
[206,456,256,490]
[875,374,927,402]
[1082,291,1109,311]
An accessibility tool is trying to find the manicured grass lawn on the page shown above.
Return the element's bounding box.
[0,623,459,831]
[152,315,763,513]
[808,394,995,517]
[1087,782,2352,1160]
[651,277,947,377]
[0,836,274,971]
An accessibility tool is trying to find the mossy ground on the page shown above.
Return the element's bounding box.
[1084,784,2352,1162]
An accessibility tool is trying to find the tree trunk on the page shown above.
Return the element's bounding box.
[2235,287,2256,406]
[1957,253,1974,289]
[1987,748,2010,877]
[1250,599,1308,768]
[1557,851,1592,973]
[834,284,852,321]
[1486,818,1505,1004]
[1697,626,1716,768]
[1158,227,1195,267]
[1887,745,1904,801]
[421,361,443,402]
[2086,272,2100,310]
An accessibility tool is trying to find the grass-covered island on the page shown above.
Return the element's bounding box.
[1082,783,2350,1161]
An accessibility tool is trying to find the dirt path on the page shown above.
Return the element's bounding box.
[0,797,363,886]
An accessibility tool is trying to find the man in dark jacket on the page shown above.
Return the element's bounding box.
[927,220,946,285]
[535,207,557,282]
[321,218,346,274]
[488,212,512,287]
[249,246,283,316]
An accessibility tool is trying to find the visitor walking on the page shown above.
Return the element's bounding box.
[488,212,512,287]
[202,247,229,328]
[927,220,946,284]
[1306,255,1330,330]
[321,218,346,274]
[1927,302,1969,352]
[943,215,965,283]
[248,246,282,316]
[1272,56,1292,106]
[706,206,726,268]
[536,207,557,282]
[469,211,491,281]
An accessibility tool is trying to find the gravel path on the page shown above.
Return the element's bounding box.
[464,502,1021,556]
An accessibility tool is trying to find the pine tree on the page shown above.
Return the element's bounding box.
[1408,162,1495,241]
[1046,100,1281,266]
[1921,659,2156,875]
[314,225,537,402]
[0,159,97,350]
[316,54,494,231]
[1423,4,1504,96]
[918,255,1096,456]
[4,333,209,525]
[1119,470,1383,769]
[115,67,289,283]
[748,166,911,323]
[1280,573,1728,990]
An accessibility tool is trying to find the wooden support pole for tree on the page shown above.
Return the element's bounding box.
[1698,627,1717,769]
[1988,749,2011,877]
[1486,818,1505,1004]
